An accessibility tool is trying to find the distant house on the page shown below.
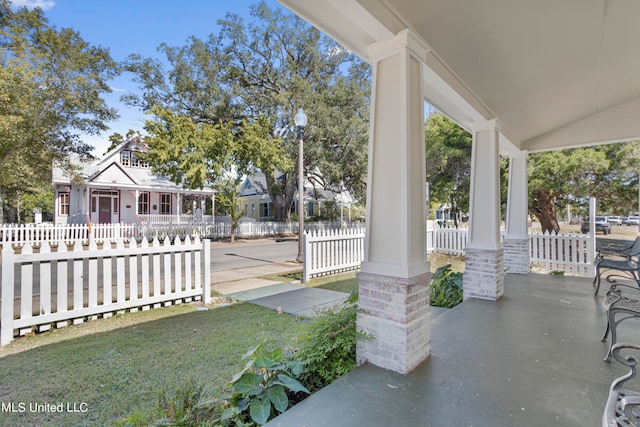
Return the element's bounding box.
[236,170,355,222]
[51,135,215,225]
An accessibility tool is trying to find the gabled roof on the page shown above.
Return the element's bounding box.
[87,161,137,185]
[52,135,214,194]
[239,172,271,197]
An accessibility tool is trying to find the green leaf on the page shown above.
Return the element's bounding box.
[287,360,304,377]
[229,360,254,384]
[254,354,277,369]
[266,385,289,413]
[275,374,310,394]
[232,373,263,395]
[249,397,272,425]
[242,342,262,360]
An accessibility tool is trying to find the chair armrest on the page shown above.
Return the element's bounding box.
[609,283,640,295]
[611,343,640,368]
[621,395,640,425]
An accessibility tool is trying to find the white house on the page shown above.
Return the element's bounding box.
[52,135,215,225]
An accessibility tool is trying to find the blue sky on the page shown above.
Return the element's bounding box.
[10,0,284,155]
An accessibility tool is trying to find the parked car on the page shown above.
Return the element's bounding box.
[628,216,640,226]
[608,216,623,225]
[581,216,612,234]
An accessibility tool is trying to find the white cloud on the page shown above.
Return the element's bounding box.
[10,0,55,10]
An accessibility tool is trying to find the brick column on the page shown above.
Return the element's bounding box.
[503,238,530,274]
[357,30,431,374]
[357,272,431,374]
[503,153,530,274]
[464,120,504,300]
[464,248,504,300]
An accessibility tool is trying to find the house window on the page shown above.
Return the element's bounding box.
[138,192,150,214]
[251,203,255,218]
[131,152,139,167]
[59,192,70,215]
[261,203,269,218]
[121,151,130,166]
[244,204,248,216]
[160,194,172,214]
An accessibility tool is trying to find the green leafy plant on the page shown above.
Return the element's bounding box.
[224,342,309,426]
[430,264,463,308]
[296,292,365,392]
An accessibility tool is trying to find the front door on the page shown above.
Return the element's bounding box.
[99,197,112,223]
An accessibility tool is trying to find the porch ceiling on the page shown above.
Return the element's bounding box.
[278,0,640,152]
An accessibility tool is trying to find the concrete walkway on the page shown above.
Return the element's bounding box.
[212,263,350,317]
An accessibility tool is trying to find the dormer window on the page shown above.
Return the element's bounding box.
[121,150,149,168]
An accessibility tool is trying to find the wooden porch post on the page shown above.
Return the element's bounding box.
[463,120,504,300]
[356,29,431,375]
[504,152,530,274]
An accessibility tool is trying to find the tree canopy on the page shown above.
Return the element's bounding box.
[529,141,640,232]
[123,1,370,221]
[425,112,472,225]
[0,0,118,220]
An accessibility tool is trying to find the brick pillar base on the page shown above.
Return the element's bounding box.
[503,237,530,274]
[356,271,431,374]
[463,248,504,300]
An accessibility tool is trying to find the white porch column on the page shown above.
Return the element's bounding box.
[463,120,504,300]
[357,29,431,375]
[503,152,530,274]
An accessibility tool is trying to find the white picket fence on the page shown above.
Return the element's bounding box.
[529,231,595,276]
[303,227,365,282]
[0,223,142,246]
[0,221,358,247]
[433,226,469,256]
[0,236,211,346]
[303,226,596,280]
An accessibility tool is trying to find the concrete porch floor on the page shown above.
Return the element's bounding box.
[266,273,640,427]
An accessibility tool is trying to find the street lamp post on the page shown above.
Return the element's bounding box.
[294,108,307,263]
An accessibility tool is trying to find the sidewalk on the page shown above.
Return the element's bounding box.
[212,262,350,317]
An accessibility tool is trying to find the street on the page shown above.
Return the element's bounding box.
[211,239,299,271]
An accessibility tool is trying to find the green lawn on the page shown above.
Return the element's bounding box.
[0,254,461,426]
[0,302,303,426]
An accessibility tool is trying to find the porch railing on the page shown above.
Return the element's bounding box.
[1,236,211,346]
[303,227,365,282]
[303,226,596,279]
[137,214,215,224]
[529,231,595,276]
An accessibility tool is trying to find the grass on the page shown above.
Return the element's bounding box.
[261,252,465,296]
[0,253,466,426]
[0,302,303,426]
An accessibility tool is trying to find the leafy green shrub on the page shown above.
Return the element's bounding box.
[139,344,308,427]
[430,264,463,308]
[121,294,366,425]
[295,292,365,392]
[223,343,309,425]
[153,378,217,426]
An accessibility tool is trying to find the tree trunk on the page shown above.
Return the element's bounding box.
[531,188,560,233]
[230,218,235,243]
[266,172,296,222]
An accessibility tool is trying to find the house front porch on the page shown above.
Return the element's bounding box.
[267,273,638,426]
